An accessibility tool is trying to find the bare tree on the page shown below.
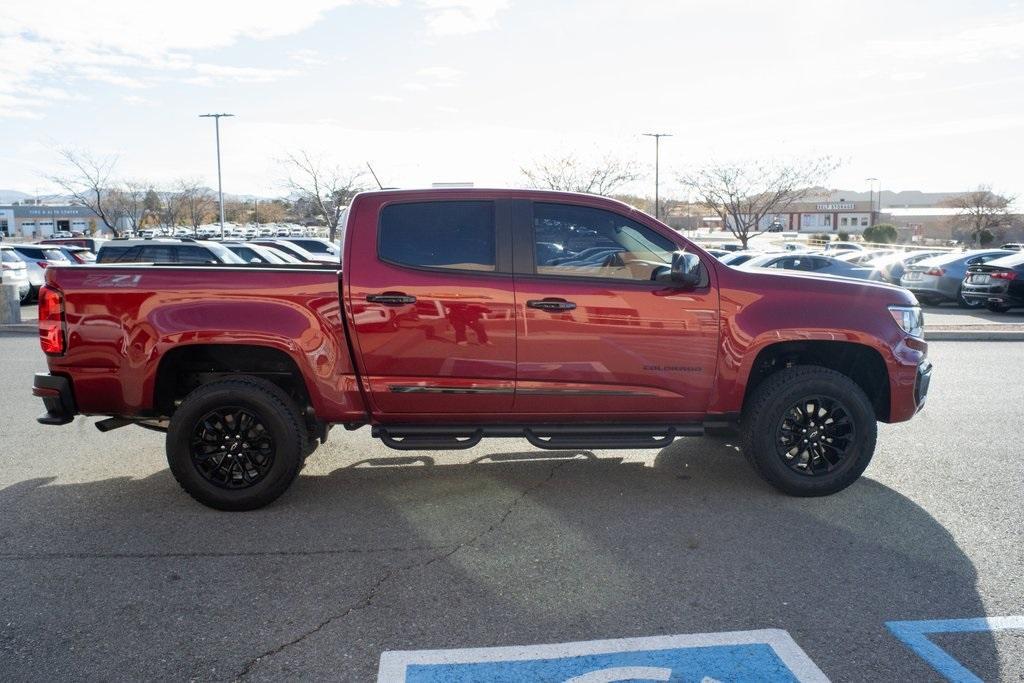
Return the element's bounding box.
[176,179,216,232]
[944,186,1014,246]
[48,149,121,236]
[160,190,184,229]
[282,151,366,241]
[108,180,150,234]
[521,153,640,196]
[678,158,837,249]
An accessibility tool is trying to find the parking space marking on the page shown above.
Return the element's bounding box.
[886,616,1024,683]
[377,629,829,682]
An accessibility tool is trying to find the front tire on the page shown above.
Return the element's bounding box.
[740,366,877,496]
[986,302,1011,313]
[166,376,306,510]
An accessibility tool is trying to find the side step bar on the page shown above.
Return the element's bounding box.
[372,424,705,451]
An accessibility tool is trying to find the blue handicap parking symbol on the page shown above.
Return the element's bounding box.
[378,629,828,682]
[887,616,1024,683]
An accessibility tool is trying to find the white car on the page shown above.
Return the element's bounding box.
[243,226,258,239]
[1,246,32,303]
[258,226,274,237]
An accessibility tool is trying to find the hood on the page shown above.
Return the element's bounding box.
[721,262,918,306]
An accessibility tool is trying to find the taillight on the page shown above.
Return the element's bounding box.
[37,261,50,269]
[925,267,945,277]
[991,271,1018,280]
[38,286,65,355]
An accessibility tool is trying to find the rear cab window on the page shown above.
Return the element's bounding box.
[379,201,495,272]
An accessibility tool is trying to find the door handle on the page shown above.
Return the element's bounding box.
[367,292,417,306]
[526,298,577,312]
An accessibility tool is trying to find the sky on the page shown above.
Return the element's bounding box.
[1,0,1023,200]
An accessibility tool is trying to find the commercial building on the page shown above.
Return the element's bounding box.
[0,203,97,239]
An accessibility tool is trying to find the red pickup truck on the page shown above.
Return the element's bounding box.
[33,189,931,510]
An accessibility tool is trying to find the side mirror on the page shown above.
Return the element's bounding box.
[670,252,703,288]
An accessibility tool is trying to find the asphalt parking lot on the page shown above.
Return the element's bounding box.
[0,333,1021,681]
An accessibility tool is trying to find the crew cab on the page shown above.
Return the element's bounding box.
[32,189,931,510]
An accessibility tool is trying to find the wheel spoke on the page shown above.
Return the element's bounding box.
[189,407,275,490]
[775,394,856,478]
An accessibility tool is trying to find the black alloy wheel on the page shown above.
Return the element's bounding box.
[775,396,855,476]
[190,407,275,489]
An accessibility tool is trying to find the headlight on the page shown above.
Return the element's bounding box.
[889,305,924,338]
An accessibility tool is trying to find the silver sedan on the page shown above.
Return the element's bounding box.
[900,249,1015,308]
[739,253,876,279]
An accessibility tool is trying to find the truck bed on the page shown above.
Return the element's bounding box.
[44,264,366,422]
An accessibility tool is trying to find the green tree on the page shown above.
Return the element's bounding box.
[862,223,898,244]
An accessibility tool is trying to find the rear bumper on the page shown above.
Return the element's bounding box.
[961,282,1022,307]
[33,373,77,425]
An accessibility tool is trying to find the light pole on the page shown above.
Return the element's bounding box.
[642,132,672,220]
[199,113,234,238]
[866,177,880,224]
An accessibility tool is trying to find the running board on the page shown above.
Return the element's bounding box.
[372,424,704,451]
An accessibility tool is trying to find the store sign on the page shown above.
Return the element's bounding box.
[816,203,855,211]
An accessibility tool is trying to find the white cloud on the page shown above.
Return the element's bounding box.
[0,0,381,114]
[289,48,328,66]
[419,0,509,36]
[868,16,1024,64]
[417,66,463,81]
[371,94,405,102]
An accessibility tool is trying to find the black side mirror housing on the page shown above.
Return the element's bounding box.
[670,252,703,288]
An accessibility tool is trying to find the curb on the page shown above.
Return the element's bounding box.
[926,330,1024,341]
[0,324,36,335]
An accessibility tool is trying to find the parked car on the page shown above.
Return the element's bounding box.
[900,249,1015,307]
[998,243,1023,250]
[279,237,341,259]
[869,250,945,285]
[96,239,245,265]
[39,237,108,252]
[33,188,930,510]
[258,226,275,238]
[740,253,875,279]
[961,252,1024,312]
[836,249,898,265]
[222,242,302,265]
[0,245,31,302]
[783,243,812,252]
[824,241,864,252]
[250,239,337,264]
[718,250,768,267]
[50,245,96,264]
[9,244,71,300]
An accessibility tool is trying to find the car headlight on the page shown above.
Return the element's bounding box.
[889,305,924,338]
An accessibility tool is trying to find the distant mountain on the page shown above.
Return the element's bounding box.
[824,189,961,208]
[0,189,32,204]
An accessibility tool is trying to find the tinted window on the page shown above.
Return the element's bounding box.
[177,246,217,264]
[1,249,20,263]
[379,201,495,272]
[97,246,140,263]
[139,246,176,263]
[533,203,676,281]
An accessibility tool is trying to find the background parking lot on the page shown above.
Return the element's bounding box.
[0,333,1021,681]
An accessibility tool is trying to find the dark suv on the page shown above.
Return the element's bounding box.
[962,252,1024,312]
[96,240,244,265]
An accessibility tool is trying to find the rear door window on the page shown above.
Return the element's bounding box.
[138,246,176,263]
[98,246,140,263]
[176,246,217,263]
[379,201,495,272]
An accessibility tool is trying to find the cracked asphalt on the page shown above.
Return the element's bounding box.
[0,333,1022,681]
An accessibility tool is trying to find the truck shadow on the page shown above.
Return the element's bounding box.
[0,435,1000,681]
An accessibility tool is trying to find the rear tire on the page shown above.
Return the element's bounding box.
[740,366,877,497]
[166,376,307,510]
[986,303,1011,313]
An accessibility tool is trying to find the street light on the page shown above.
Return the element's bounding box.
[866,177,880,222]
[199,113,235,239]
[642,132,672,220]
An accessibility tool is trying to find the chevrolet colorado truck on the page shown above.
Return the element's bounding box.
[33,189,932,510]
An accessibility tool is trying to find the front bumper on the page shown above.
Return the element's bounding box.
[915,360,932,410]
[33,373,77,425]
